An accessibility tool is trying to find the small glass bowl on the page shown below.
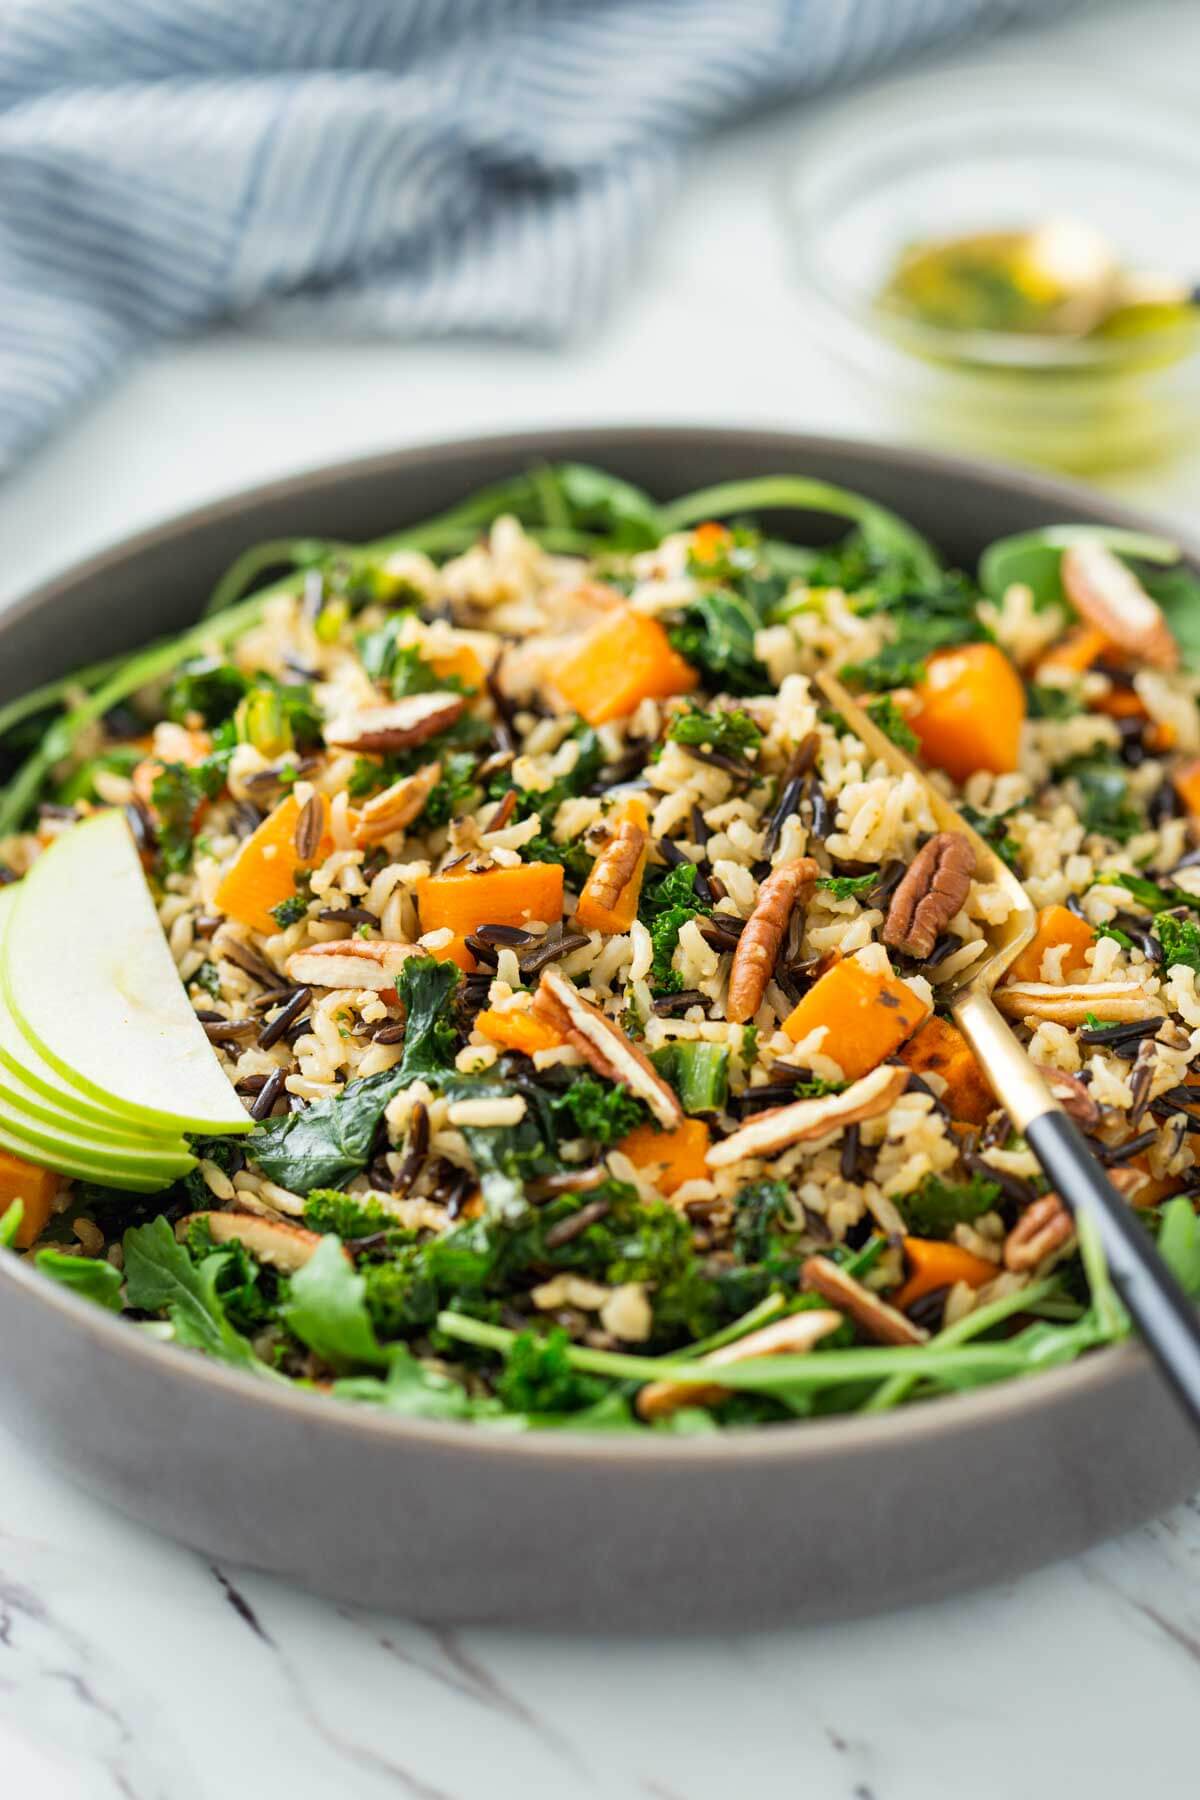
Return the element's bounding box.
[778,61,1200,473]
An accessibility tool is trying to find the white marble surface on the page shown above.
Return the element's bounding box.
[2,4,1200,1795]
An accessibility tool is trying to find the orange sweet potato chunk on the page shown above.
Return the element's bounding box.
[781,957,929,1081]
[892,1237,998,1312]
[417,863,564,937]
[214,792,333,936]
[0,1150,57,1249]
[474,1009,564,1057]
[618,1118,711,1195]
[898,1017,994,1124]
[553,608,698,726]
[1006,904,1094,985]
[907,643,1026,783]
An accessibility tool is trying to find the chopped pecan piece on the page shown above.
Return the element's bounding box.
[293,791,326,861]
[1061,542,1178,671]
[1004,1194,1074,1272]
[286,937,416,991]
[883,832,975,960]
[532,967,682,1129]
[324,692,464,754]
[353,761,442,847]
[182,1211,340,1272]
[636,1309,844,1421]
[1035,1065,1100,1127]
[995,980,1155,1026]
[705,1064,907,1169]
[726,856,819,1024]
[584,814,648,913]
[801,1254,928,1346]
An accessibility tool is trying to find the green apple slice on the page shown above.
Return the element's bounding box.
[0,1085,193,1188]
[3,812,252,1137]
[0,889,191,1149]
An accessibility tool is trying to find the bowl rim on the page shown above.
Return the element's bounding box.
[0,421,1191,1466]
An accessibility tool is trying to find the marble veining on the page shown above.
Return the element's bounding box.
[2,1423,1199,1800]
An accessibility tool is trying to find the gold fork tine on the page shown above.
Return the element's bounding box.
[813,667,1200,1433]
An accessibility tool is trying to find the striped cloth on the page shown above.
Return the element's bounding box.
[3,0,1062,476]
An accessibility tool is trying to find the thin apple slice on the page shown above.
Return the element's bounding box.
[0,1057,183,1152]
[2,812,251,1136]
[0,1087,193,1189]
[0,889,191,1150]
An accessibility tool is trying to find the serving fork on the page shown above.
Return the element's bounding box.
[816,669,1200,1430]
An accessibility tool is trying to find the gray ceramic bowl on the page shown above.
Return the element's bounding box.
[2,428,1198,1631]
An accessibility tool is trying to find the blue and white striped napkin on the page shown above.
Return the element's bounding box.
[2,1,1061,475]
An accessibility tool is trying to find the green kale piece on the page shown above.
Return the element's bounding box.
[841,572,987,691]
[792,1074,846,1098]
[550,1076,647,1145]
[164,657,249,727]
[668,590,765,695]
[650,1041,729,1114]
[495,1327,608,1415]
[731,1179,791,1264]
[817,871,879,901]
[667,704,762,759]
[520,832,595,890]
[245,958,460,1192]
[865,696,919,753]
[304,1189,397,1240]
[191,960,222,1001]
[1027,683,1080,721]
[1096,871,1200,915]
[1153,914,1200,973]
[150,751,230,874]
[270,893,308,929]
[638,861,712,993]
[959,801,1023,873]
[899,1172,1002,1239]
[32,1248,123,1311]
[122,1216,264,1373]
[1065,760,1143,845]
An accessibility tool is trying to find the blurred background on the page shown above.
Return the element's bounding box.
[3,0,1198,609]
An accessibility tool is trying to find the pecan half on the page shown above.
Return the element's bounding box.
[883,832,975,960]
[706,1064,907,1168]
[532,966,682,1129]
[1003,1194,1074,1272]
[1061,542,1178,671]
[285,937,416,991]
[635,1309,844,1421]
[995,980,1155,1026]
[182,1211,340,1272]
[324,693,464,754]
[726,856,819,1024]
[353,761,442,847]
[1035,1065,1100,1127]
[583,814,648,913]
[801,1254,928,1346]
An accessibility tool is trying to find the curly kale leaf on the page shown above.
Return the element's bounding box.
[899,1172,1002,1239]
[667,704,762,759]
[1153,913,1200,973]
[638,861,712,993]
[164,657,249,727]
[668,590,765,695]
[151,751,230,873]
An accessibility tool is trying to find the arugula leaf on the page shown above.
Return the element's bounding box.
[666,704,762,759]
[899,1171,1002,1239]
[334,1346,502,1419]
[33,1248,123,1311]
[0,1200,23,1248]
[1153,914,1200,973]
[1157,1197,1200,1299]
[122,1217,264,1372]
[978,526,1180,613]
[544,463,663,550]
[284,1236,390,1370]
[669,590,765,695]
